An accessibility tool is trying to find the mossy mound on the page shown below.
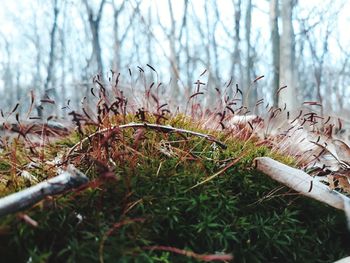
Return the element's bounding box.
[0,116,349,262]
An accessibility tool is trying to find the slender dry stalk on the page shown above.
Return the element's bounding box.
[187,155,244,191]
[142,245,233,262]
[64,122,227,162]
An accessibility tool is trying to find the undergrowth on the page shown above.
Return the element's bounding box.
[0,72,349,262]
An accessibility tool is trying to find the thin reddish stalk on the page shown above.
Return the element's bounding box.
[143,245,233,262]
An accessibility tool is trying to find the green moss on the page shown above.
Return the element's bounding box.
[0,161,11,171]
[0,114,348,262]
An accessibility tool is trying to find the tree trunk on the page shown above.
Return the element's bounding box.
[183,0,191,91]
[112,0,125,73]
[270,0,280,107]
[44,0,59,94]
[1,35,14,107]
[83,0,106,75]
[231,0,242,84]
[279,0,297,110]
[167,0,180,99]
[245,0,254,107]
[89,18,103,74]
[39,0,59,118]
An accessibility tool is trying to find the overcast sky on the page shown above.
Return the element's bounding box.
[0,1,270,48]
[0,0,349,112]
[1,0,348,62]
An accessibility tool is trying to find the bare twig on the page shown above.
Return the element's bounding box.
[0,165,89,217]
[0,120,70,132]
[65,122,227,160]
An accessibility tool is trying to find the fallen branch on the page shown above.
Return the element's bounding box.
[0,120,71,137]
[65,122,227,160]
[0,165,89,217]
[334,257,350,263]
[254,157,350,228]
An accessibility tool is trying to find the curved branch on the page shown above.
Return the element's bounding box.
[65,122,227,160]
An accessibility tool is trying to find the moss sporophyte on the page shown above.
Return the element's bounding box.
[0,73,349,262]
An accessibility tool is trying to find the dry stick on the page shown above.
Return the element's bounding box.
[187,155,244,191]
[333,257,350,263]
[254,157,350,228]
[0,165,89,217]
[65,122,227,160]
[142,245,233,262]
[0,121,70,135]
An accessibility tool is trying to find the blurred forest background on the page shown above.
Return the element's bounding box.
[0,0,349,119]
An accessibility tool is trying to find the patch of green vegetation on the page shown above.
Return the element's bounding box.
[0,161,11,171]
[0,116,348,262]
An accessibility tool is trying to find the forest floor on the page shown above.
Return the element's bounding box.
[0,84,349,262]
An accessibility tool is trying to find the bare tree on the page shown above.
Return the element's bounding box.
[181,0,191,90]
[305,24,330,117]
[203,1,213,91]
[0,34,14,107]
[270,0,280,106]
[83,0,106,75]
[245,0,254,107]
[209,2,221,86]
[279,0,297,110]
[167,0,180,97]
[333,43,350,112]
[37,0,59,118]
[297,1,343,117]
[205,1,220,86]
[58,0,69,112]
[25,12,43,99]
[44,0,59,94]
[112,0,126,73]
[155,0,181,98]
[232,0,242,83]
[1,0,349,120]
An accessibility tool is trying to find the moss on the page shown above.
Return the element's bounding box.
[0,114,348,262]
